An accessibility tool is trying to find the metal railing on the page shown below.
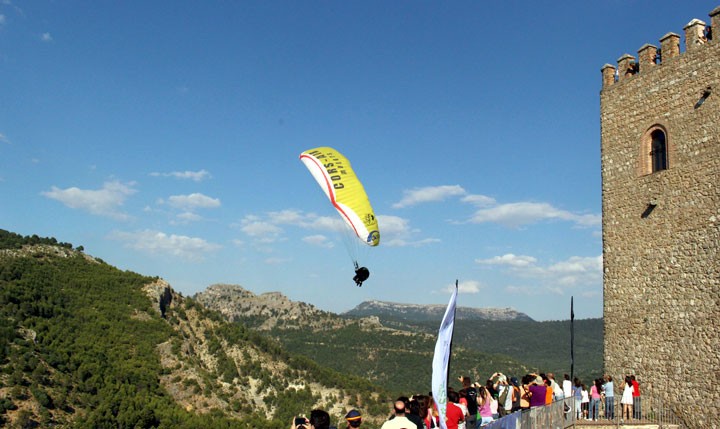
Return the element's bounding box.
[481,395,688,428]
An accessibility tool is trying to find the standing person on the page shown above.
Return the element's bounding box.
[510,377,522,412]
[344,410,362,428]
[448,390,466,429]
[381,400,416,429]
[291,409,332,429]
[419,395,438,429]
[580,384,590,419]
[542,375,553,405]
[562,374,573,419]
[528,375,547,408]
[397,396,423,429]
[407,398,426,429]
[631,375,641,420]
[572,378,583,419]
[495,375,513,417]
[547,373,564,400]
[476,385,494,426]
[620,376,634,421]
[603,375,615,420]
[589,379,602,421]
[519,375,533,411]
[445,390,465,429]
[458,376,478,429]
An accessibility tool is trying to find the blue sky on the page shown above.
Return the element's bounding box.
[1,1,716,321]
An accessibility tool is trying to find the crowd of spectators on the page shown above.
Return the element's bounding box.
[289,372,640,429]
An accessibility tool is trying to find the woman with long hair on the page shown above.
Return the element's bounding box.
[476,385,494,426]
[620,375,634,420]
[589,378,603,421]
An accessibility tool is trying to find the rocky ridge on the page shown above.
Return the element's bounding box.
[345,300,534,322]
[194,284,385,331]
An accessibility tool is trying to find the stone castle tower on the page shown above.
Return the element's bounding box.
[600,5,719,428]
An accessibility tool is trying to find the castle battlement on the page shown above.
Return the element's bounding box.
[601,5,720,88]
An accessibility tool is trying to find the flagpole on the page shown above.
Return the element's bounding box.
[570,296,575,383]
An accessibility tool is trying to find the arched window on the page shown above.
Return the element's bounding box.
[638,125,670,176]
[650,129,667,172]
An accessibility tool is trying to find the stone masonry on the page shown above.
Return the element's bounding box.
[600,5,720,429]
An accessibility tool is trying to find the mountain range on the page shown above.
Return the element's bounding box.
[0,229,603,428]
[344,300,535,322]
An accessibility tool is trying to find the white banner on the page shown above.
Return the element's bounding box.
[431,281,458,429]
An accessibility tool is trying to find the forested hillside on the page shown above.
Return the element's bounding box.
[343,300,604,382]
[0,230,391,428]
[409,318,604,383]
[196,285,532,393]
[0,229,604,427]
[195,284,603,394]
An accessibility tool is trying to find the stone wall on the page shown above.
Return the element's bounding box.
[600,6,720,429]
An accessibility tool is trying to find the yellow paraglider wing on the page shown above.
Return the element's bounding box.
[299,147,380,246]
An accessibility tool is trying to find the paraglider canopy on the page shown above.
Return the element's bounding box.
[299,147,379,285]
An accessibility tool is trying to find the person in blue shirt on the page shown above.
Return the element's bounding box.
[603,375,615,420]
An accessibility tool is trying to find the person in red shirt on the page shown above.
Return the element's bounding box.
[631,375,641,419]
[444,390,465,429]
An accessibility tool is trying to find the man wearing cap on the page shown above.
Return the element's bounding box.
[345,409,362,428]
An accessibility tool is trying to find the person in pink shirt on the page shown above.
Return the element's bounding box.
[589,378,603,420]
[476,385,494,426]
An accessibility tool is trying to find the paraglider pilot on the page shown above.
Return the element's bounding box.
[353,263,370,287]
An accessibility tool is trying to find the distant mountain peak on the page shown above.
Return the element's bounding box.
[344,300,534,322]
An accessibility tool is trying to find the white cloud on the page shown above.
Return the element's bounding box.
[235,210,438,249]
[174,211,203,223]
[268,209,310,225]
[469,202,601,228]
[393,185,466,208]
[264,256,291,265]
[0,133,10,144]
[239,215,284,242]
[505,285,545,296]
[306,215,346,233]
[302,234,334,248]
[165,193,220,210]
[150,169,211,182]
[461,194,496,207]
[109,229,220,261]
[482,253,603,295]
[42,180,136,220]
[40,32,52,42]
[547,255,602,274]
[476,253,537,267]
[376,214,439,247]
[0,15,5,26]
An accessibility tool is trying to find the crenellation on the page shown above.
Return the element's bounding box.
[684,19,708,50]
[601,64,616,88]
[617,53,637,82]
[659,32,681,61]
[711,7,720,43]
[599,6,720,88]
[637,44,658,71]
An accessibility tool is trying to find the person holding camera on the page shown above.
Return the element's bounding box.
[291,409,332,429]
